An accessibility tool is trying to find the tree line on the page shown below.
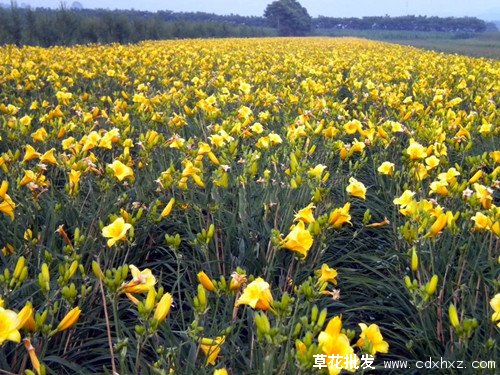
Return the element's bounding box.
[314,15,488,33]
[0,6,275,46]
[0,2,492,46]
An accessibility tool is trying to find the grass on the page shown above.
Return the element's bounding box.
[315,29,500,59]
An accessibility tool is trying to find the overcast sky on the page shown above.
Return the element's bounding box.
[19,0,500,19]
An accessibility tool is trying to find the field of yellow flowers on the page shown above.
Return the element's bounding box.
[0,38,499,374]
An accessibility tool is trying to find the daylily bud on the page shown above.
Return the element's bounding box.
[411,248,419,272]
[293,322,302,337]
[23,338,41,375]
[316,308,327,329]
[255,312,271,335]
[429,213,447,237]
[19,266,28,283]
[18,302,36,332]
[13,256,26,279]
[67,261,79,280]
[197,284,207,311]
[290,153,298,173]
[39,263,50,293]
[161,198,175,218]
[308,144,316,155]
[206,224,215,243]
[468,170,482,184]
[208,152,219,165]
[153,292,173,323]
[53,307,81,334]
[36,310,48,327]
[92,261,104,280]
[449,304,460,328]
[426,275,439,296]
[144,288,156,313]
[404,276,412,289]
[197,271,216,292]
[295,339,307,355]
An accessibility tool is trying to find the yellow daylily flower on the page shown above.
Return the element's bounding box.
[81,131,101,152]
[236,277,273,311]
[406,139,427,160]
[308,164,327,180]
[393,190,415,207]
[40,148,57,165]
[438,167,460,184]
[318,316,359,375]
[471,212,492,231]
[23,145,41,162]
[429,180,449,196]
[344,119,362,135]
[425,155,440,169]
[346,177,366,200]
[357,323,389,355]
[200,336,225,366]
[168,135,186,149]
[108,160,134,181]
[102,217,132,247]
[282,220,314,258]
[294,203,316,224]
[0,307,21,345]
[19,115,32,127]
[68,169,82,195]
[328,202,351,229]
[490,294,500,327]
[316,264,338,285]
[0,181,16,220]
[31,127,48,143]
[122,265,156,294]
[377,161,394,176]
[473,183,493,209]
[250,122,264,134]
[268,132,282,145]
[213,369,228,375]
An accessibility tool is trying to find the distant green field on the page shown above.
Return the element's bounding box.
[315,29,500,59]
[389,33,500,60]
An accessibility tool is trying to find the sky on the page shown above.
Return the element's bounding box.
[16,0,500,20]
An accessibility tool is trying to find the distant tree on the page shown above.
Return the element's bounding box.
[264,0,311,36]
[71,2,83,10]
[8,0,22,45]
[485,22,498,32]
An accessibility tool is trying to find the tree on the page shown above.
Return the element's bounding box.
[264,0,311,36]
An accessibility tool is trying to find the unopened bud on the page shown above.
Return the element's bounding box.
[448,304,460,328]
[426,275,439,296]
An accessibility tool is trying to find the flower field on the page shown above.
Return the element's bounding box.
[0,38,499,374]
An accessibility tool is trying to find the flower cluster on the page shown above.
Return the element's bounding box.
[0,37,498,373]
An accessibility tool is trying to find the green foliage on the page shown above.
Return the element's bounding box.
[264,0,312,36]
[0,4,490,47]
[314,15,488,33]
[0,6,276,46]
